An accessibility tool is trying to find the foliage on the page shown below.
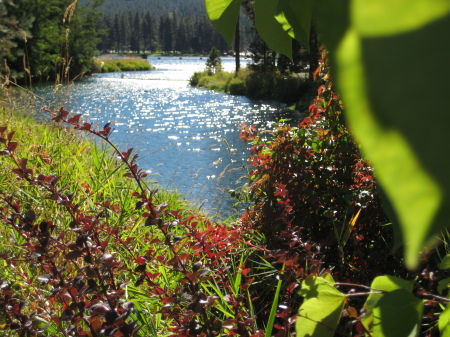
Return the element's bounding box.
[91,57,152,73]
[237,52,450,337]
[205,46,222,75]
[205,0,450,271]
[206,0,450,335]
[239,55,404,284]
[1,0,104,82]
[190,67,312,104]
[190,69,244,92]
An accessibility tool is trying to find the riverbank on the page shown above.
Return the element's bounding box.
[0,90,262,336]
[190,68,316,108]
[92,57,152,73]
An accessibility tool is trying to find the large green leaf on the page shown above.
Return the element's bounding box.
[439,255,450,270]
[438,277,450,295]
[353,0,450,36]
[296,276,345,337]
[255,0,292,59]
[315,0,450,269]
[372,289,423,337]
[274,0,314,50]
[361,275,413,333]
[439,305,450,337]
[204,0,241,46]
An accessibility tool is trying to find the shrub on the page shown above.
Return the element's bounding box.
[244,71,276,100]
[227,77,246,95]
[189,72,200,86]
[239,58,405,285]
[205,46,223,75]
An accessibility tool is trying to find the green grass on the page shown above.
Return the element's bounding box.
[190,68,249,95]
[190,68,314,105]
[0,90,263,336]
[92,57,152,73]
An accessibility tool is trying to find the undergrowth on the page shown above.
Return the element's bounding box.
[0,49,449,337]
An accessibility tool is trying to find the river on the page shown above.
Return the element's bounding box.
[35,56,299,219]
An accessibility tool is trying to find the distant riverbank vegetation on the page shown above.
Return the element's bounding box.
[92,57,152,73]
[190,68,313,105]
[190,46,316,108]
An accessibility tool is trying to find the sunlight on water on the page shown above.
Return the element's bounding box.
[35,57,301,219]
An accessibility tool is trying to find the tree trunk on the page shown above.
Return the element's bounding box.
[308,22,319,81]
[234,16,240,75]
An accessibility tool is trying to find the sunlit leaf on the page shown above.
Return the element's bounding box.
[296,276,345,337]
[439,255,450,269]
[372,289,423,337]
[316,0,450,269]
[204,0,241,46]
[439,305,450,337]
[361,275,413,333]
[255,0,292,60]
[274,0,314,49]
[353,0,450,36]
[438,277,450,295]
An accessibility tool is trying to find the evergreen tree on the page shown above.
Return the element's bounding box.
[65,0,105,77]
[205,46,222,74]
[159,14,173,53]
[142,11,155,52]
[119,14,127,52]
[112,14,121,51]
[0,0,32,80]
[130,12,141,53]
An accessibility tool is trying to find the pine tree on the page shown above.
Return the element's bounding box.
[206,46,222,74]
[130,12,141,53]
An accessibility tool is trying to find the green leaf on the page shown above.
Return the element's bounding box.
[316,0,450,269]
[204,0,241,46]
[372,289,423,337]
[437,277,450,295]
[439,305,450,337]
[353,0,450,36]
[265,267,284,337]
[439,255,450,269]
[296,276,345,337]
[255,0,292,59]
[274,0,314,50]
[361,275,413,333]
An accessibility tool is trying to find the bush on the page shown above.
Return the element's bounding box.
[239,64,405,285]
[227,77,246,95]
[244,71,276,99]
[189,71,200,86]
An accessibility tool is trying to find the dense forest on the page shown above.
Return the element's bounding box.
[0,0,254,83]
[80,0,206,18]
[97,12,242,54]
[93,0,254,54]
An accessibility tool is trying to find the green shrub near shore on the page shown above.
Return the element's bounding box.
[92,57,152,73]
[190,68,314,105]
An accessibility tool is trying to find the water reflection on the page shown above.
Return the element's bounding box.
[35,57,299,219]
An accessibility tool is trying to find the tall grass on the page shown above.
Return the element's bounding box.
[91,57,152,73]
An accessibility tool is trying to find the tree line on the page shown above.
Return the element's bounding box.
[97,11,239,55]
